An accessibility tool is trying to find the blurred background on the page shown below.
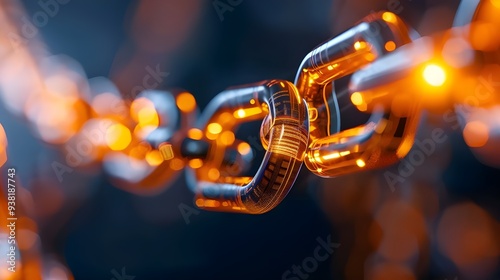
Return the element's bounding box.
[0,0,499,279]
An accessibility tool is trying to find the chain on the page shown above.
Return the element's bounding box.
[1,1,499,220]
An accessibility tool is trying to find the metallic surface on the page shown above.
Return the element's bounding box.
[349,0,500,168]
[187,80,309,214]
[295,11,418,177]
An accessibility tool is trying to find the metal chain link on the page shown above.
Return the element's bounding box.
[1,0,498,218]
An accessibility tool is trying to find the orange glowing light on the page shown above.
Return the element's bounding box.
[197,199,221,208]
[313,151,323,163]
[356,159,366,168]
[137,107,159,128]
[340,151,351,156]
[237,142,251,155]
[0,124,7,146]
[463,121,489,148]
[365,53,376,62]
[145,150,163,166]
[130,97,155,123]
[218,112,232,121]
[207,123,223,135]
[0,150,6,169]
[250,99,256,105]
[206,132,218,141]
[354,41,367,51]
[195,199,204,207]
[208,168,220,180]
[0,123,7,168]
[105,123,131,151]
[189,159,203,169]
[423,64,446,87]
[322,152,340,160]
[351,92,364,106]
[170,158,185,170]
[220,131,235,146]
[357,103,368,112]
[235,109,246,118]
[470,22,500,51]
[188,128,204,140]
[234,107,263,119]
[129,144,149,159]
[385,41,396,52]
[176,92,196,112]
[382,12,397,23]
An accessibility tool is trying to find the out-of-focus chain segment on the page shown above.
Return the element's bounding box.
[102,89,198,195]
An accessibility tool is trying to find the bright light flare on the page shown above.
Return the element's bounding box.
[145,150,163,166]
[382,12,397,23]
[207,123,223,135]
[131,97,159,128]
[137,107,159,128]
[233,107,263,119]
[350,92,364,106]
[356,159,366,168]
[423,64,447,87]
[354,41,368,51]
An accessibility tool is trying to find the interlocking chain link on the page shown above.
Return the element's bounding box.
[1,0,498,217]
[296,11,421,177]
[186,80,308,214]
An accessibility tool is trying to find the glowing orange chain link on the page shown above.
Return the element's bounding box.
[295,11,421,177]
[349,0,500,167]
[186,80,309,214]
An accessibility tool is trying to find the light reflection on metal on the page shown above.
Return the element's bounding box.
[349,0,500,169]
[295,11,419,178]
[185,80,309,214]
